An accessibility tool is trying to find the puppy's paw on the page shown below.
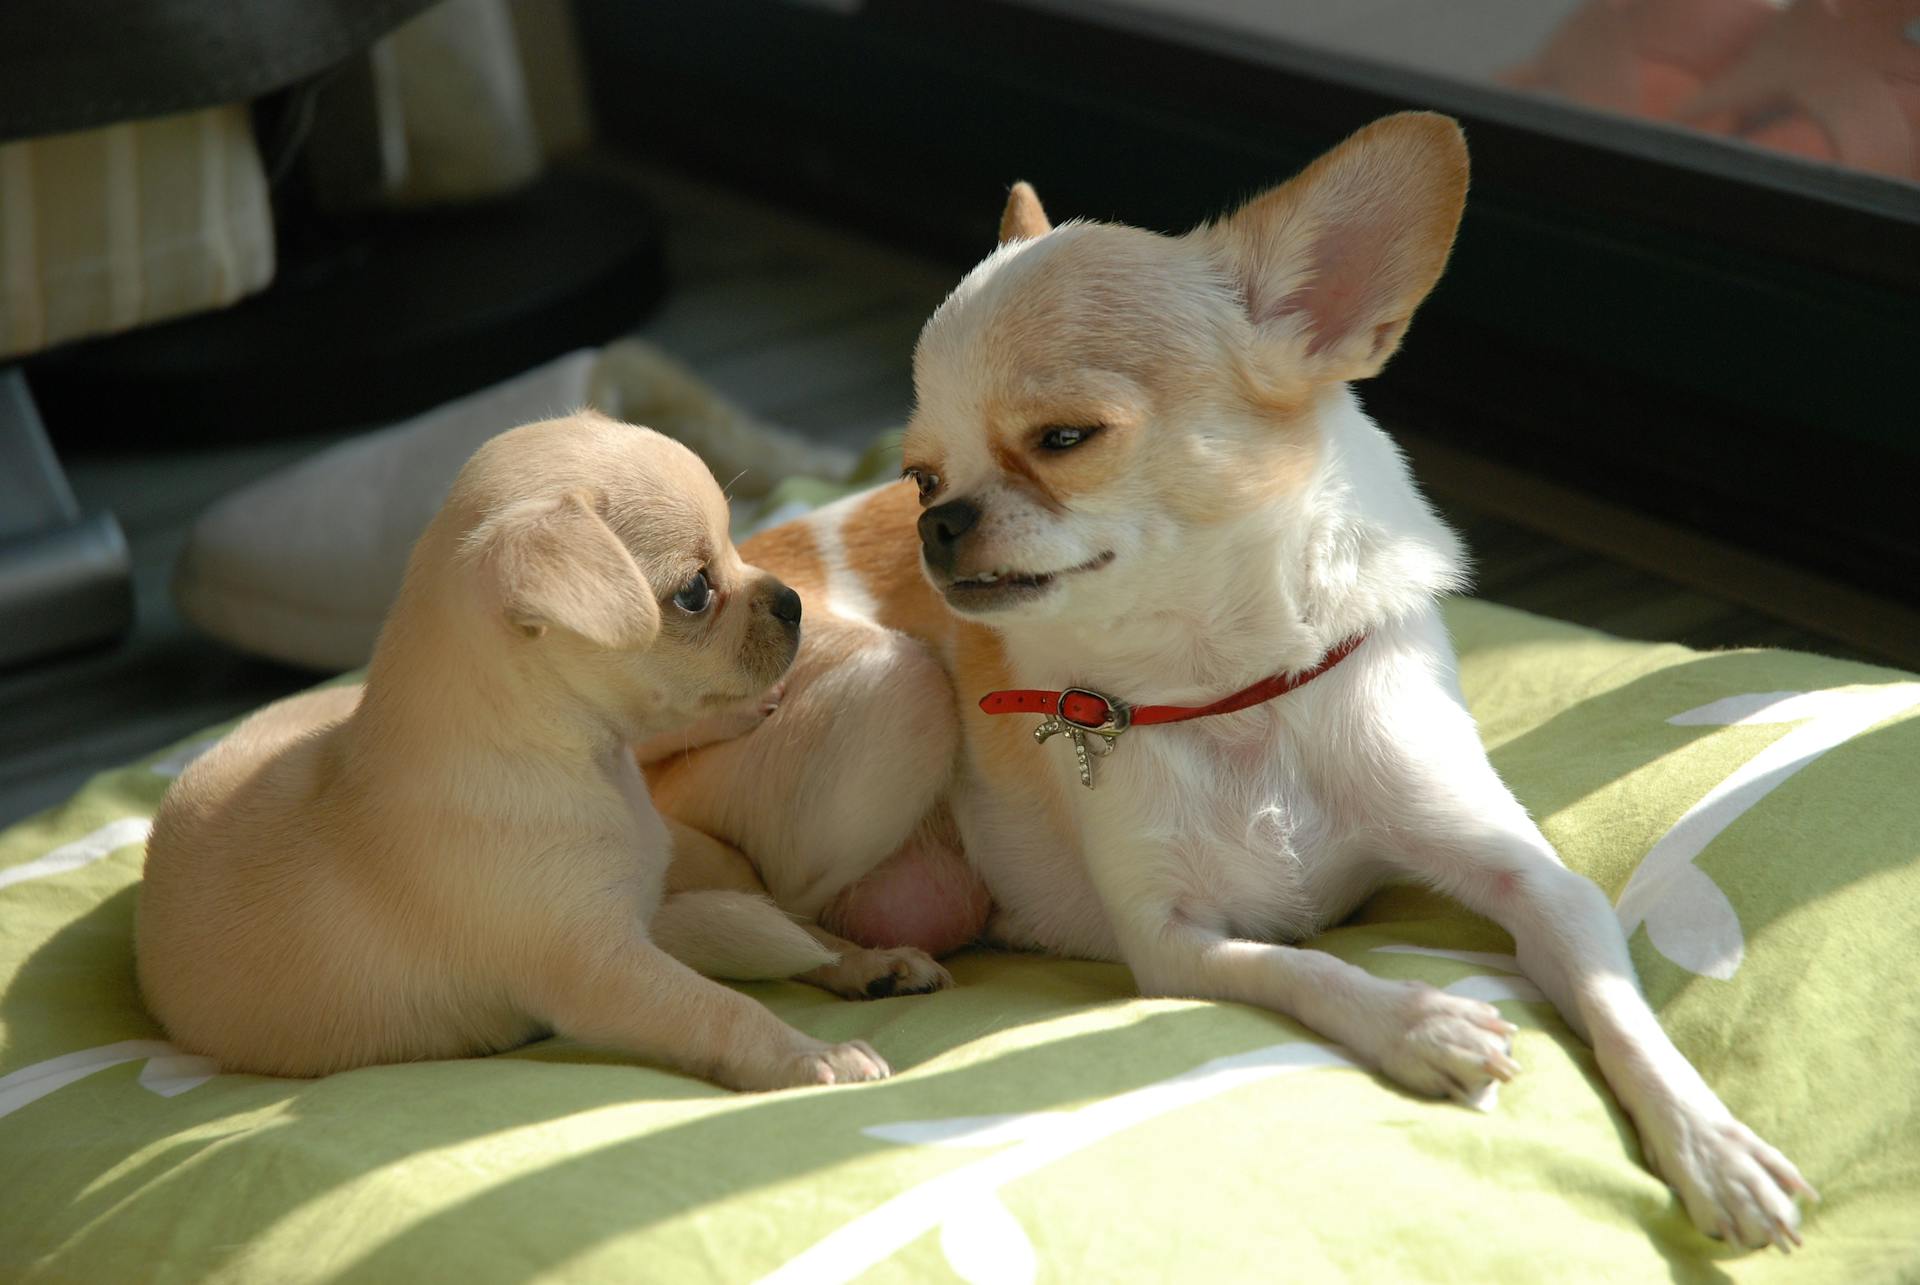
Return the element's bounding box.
[805,1038,892,1085]
[637,684,787,763]
[1371,982,1520,1107]
[785,1038,893,1088]
[755,679,788,719]
[729,1037,891,1091]
[806,946,954,1000]
[702,681,786,741]
[1642,1105,1815,1252]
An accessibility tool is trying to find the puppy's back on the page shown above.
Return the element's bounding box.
[136,686,495,1075]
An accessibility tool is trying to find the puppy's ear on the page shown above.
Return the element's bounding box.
[469,490,661,651]
[999,181,1052,244]
[1207,112,1468,384]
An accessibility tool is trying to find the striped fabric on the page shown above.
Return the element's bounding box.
[0,104,274,360]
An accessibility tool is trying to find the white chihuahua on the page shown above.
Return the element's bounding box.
[650,113,1812,1247]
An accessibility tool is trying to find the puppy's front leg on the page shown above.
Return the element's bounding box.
[1376,684,1813,1249]
[633,683,785,766]
[1085,847,1517,1104]
[525,932,889,1091]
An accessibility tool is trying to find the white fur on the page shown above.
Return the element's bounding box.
[807,491,882,625]
[957,381,1809,1250]
[908,117,1810,1251]
[675,115,1812,1249]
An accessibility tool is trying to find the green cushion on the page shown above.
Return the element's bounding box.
[3,601,1916,1283]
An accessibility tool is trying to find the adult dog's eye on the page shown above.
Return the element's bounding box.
[1038,425,1100,451]
[672,570,712,614]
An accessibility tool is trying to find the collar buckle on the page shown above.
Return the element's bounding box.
[1057,687,1132,738]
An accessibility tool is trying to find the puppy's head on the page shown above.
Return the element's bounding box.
[448,413,801,735]
[902,112,1468,623]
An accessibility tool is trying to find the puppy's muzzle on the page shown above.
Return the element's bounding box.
[918,498,979,578]
[743,576,803,686]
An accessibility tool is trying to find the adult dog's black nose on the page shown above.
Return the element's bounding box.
[769,584,803,627]
[918,499,979,576]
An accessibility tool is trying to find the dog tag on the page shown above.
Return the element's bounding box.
[1033,690,1127,788]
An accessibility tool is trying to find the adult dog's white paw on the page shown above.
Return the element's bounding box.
[1642,1106,1816,1251]
[1371,982,1521,1106]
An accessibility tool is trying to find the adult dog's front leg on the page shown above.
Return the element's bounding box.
[1379,689,1814,1250]
[1103,897,1518,1105]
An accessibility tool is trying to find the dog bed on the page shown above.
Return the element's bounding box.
[4,587,1917,1281]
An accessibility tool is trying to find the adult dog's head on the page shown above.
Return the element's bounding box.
[902,112,1468,627]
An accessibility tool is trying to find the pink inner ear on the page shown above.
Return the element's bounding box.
[1271,218,1389,358]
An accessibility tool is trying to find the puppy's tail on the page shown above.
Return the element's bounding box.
[650,890,838,980]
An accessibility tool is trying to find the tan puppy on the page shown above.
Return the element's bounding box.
[651,114,1813,1246]
[137,413,889,1090]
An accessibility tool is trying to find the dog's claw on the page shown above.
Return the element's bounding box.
[758,680,788,718]
[1649,1109,1810,1251]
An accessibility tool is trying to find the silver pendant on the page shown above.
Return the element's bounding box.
[1034,688,1129,788]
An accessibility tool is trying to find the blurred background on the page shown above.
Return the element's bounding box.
[2,0,1917,823]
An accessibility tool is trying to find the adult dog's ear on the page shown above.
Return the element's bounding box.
[469,490,661,650]
[998,181,1052,244]
[1206,112,1468,385]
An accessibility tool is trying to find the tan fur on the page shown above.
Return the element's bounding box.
[1207,113,1468,387]
[737,516,828,601]
[998,180,1052,243]
[825,480,959,643]
[662,817,952,999]
[137,413,889,1090]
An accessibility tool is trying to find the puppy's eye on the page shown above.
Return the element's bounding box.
[1038,425,1101,452]
[672,570,713,614]
[902,467,941,504]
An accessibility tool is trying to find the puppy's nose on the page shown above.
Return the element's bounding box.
[918,499,979,575]
[770,584,802,627]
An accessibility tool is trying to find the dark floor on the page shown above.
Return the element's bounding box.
[1435,501,1877,661]
[0,164,1897,829]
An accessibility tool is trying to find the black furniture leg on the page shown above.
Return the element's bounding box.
[0,368,132,668]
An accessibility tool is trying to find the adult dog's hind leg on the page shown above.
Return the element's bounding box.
[650,617,961,920]
[665,815,953,1000]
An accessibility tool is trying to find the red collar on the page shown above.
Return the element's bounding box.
[979,635,1366,787]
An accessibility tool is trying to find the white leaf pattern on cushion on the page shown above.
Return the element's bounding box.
[940,1190,1037,1285]
[1618,684,1920,979]
[0,1039,216,1120]
[0,818,150,893]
